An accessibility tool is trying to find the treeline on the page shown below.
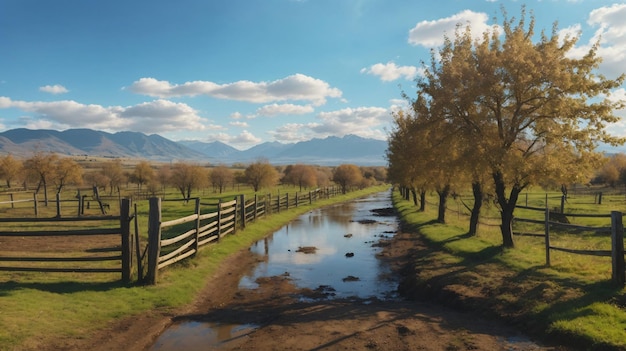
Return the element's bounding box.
[594,153,626,189]
[0,152,387,201]
[386,8,625,248]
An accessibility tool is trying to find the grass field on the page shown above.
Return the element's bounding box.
[396,188,626,350]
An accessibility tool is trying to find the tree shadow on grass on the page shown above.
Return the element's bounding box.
[0,279,128,296]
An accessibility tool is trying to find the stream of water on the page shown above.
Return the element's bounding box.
[151,190,398,350]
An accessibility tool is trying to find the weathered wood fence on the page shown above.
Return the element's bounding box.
[514,203,625,286]
[144,187,340,284]
[0,187,112,216]
[0,199,135,283]
[0,186,341,285]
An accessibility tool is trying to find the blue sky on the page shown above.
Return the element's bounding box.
[1,0,626,150]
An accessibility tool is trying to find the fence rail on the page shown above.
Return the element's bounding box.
[513,203,625,286]
[0,199,134,282]
[1,186,342,285]
[143,187,340,284]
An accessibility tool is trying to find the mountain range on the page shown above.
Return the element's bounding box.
[0,128,388,166]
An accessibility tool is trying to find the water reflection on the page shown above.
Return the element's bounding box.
[150,191,397,350]
[150,321,258,351]
[240,191,398,299]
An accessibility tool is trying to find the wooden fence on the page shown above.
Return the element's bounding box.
[0,187,112,217]
[0,199,135,283]
[0,186,341,285]
[514,203,625,286]
[143,187,340,284]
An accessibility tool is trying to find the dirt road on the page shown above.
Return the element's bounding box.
[51,225,564,351]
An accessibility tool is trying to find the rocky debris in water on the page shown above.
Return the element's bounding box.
[372,241,390,248]
[352,219,377,224]
[371,207,396,216]
[296,246,317,254]
[344,233,353,238]
[301,285,337,299]
[342,275,360,282]
[345,252,354,257]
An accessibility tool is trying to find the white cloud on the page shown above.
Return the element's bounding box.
[206,130,262,149]
[256,103,314,117]
[229,121,249,128]
[230,112,244,120]
[389,98,410,113]
[360,62,421,82]
[269,106,391,142]
[22,118,58,130]
[408,10,496,48]
[268,123,316,143]
[39,84,69,94]
[0,96,207,134]
[584,3,626,78]
[605,88,626,138]
[128,74,342,106]
[558,24,582,45]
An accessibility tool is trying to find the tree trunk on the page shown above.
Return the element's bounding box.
[42,179,49,206]
[493,171,520,248]
[419,190,426,212]
[436,185,450,224]
[410,187,418,206]
[468,181,483,236]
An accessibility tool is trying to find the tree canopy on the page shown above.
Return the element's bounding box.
[244,160,279,192]
[388,7,625,247]
[332,164,363,194]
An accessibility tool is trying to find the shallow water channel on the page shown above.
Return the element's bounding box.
[151,190,399,350]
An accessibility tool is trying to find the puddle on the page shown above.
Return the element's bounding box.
[151,191,398,350]
[240,191,398,299]
[151,321,258,350]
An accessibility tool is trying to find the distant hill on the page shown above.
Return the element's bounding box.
[0,128,388,165]
[0,128,206,161]
[182,135,388,166]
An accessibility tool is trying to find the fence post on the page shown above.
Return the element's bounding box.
[146,197,162,285]
[286,193,289,210]
[240,194,246,229]
[33,193,38,216]
[193,198,200,255]
[253,194,258,221]
[10,193,14,209]
[525,193,528,207]
[544,194,551,267]
[217,199,222,241]
[120,199,131,283]
[232,196,238,234]
[56,193,61,218]
[77,190,82,217]
[133,203,143,283]
[611,211,625,287]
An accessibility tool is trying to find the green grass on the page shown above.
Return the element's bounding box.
[395,189,626,350]
[0,184,389,351]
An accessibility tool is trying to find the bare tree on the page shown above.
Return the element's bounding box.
[210,165,234,194]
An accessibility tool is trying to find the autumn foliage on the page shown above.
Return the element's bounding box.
[387,7,625,247]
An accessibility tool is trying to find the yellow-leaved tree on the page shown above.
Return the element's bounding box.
[416,7,624,247]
